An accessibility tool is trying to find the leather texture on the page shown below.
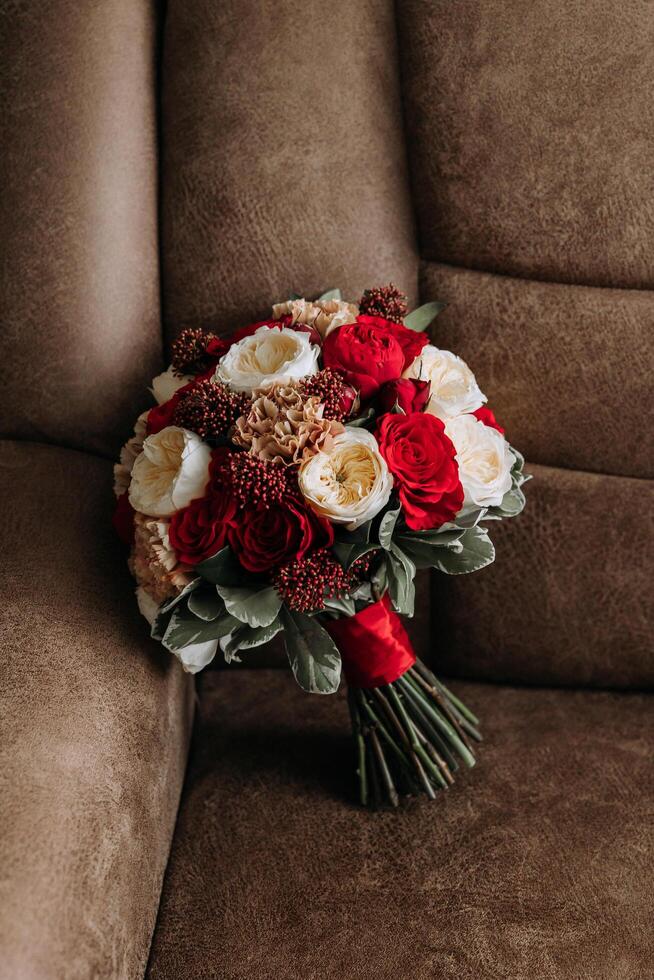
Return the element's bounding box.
[432,462,654,688]
[0,441,195,979]
[147,670,654,980]
[160,0,419,344]
[398,0,654,289]
[0,0,163,458]
[422,262,654,479]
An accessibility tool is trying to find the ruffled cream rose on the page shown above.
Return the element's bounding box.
[214,325,319,393]
[113,411,148,497]
[150,365,192,404]
[272,297,359,338]
[403,345,485,420]
[445,414,513,509]
[129,426,211,517]
[129,513,193,602]
[298,427,393,529]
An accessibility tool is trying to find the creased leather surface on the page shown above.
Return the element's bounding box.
[160,0,419,344]
[147,670,654,980]
[421,262,654,479]
[398,0,654,288]
[432,462,654,688]
[0,0,162,458]
[0,441,194,980]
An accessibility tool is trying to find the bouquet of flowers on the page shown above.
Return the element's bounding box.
[114,285,528,807]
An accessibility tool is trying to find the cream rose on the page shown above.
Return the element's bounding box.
[403,345,485,420]
[128,426,211,517]
[150,365,192,404]
[214,325,319,393]
[272,297,358,338]
[298,427,393,529]
[445,414,513,509]
[113,411,148,497]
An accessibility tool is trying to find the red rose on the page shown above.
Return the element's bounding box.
[228,496,333,574]
[376,378,430,415]
[473,406,505,434]
[112,492,135,547]
[376,413,463,531]
[168,450,238,564]
[322,316,428,400]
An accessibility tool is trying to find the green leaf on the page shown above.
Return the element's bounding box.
[221,618,284,662]
[281,608,342,694]
[378,506,401,550]
[403,300,446,332]
[385,544,416,616]
[216,584,282,628]
[158,578,201,614]
[162,605,239,653]
[334,519,372,546]
[196,546,255,587]
[322,596,357,617]
[287,292,302,301]
[395,528,466,568]
[347,407,376,429]
[317,288,342,302]
[431,526,495,575]
[187,588,224,621]
[332,539,378,571]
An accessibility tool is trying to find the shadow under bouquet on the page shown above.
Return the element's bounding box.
[114,285,528,807]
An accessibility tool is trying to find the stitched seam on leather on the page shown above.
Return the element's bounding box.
[0,435,114,464]
[420,257,654,295]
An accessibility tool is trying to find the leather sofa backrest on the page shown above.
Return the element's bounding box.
[0,0,162,458]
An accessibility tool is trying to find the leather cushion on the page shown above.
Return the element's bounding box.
[398,0,654,289]
[422,262,654,479]
[0,0,162,457]
[0,441,194,979]
[160,0,419,344]
[432,462,654,688]
[147,669,654,980]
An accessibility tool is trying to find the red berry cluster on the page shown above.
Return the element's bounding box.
[226,453,296,509]
[300,368,356,421]
[359,283,409,324]
[171,327,217,375]
[273,547,378,613]
[172,380,248,439]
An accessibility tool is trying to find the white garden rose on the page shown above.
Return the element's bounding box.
[214,325,319,393]
[403,345,485,420]
[129,426,211,517]
[174,638,219,674]
[298,427,393,529]
[445,413,513,509]
[150,365,192,404]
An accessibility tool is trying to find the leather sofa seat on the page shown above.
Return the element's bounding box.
[147,671,654,980]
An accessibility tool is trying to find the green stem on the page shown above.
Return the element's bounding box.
[385,685,441,797]
[397,674,476,769]
[414,660,480,727]
[369,726,400,807]
[347,687,367,806]
[405,669,475,755]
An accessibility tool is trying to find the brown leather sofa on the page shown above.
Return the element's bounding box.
[1,2,652,978]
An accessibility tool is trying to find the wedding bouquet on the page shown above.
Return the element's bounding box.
[114,285,527,807]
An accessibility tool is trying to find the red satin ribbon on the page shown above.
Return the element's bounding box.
[324,595,416,689]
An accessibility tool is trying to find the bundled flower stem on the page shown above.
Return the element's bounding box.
[116,284,528,810]
[346,663,481,808]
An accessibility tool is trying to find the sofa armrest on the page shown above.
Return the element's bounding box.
[0,441,194,978]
